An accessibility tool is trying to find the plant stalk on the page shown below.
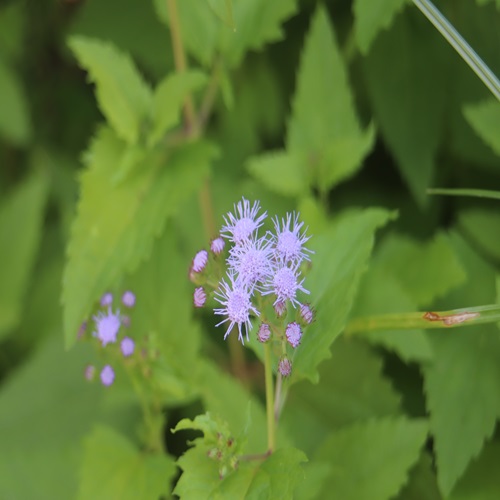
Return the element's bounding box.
[264,343,276,453]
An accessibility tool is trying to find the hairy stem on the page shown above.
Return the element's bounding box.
[264,343,276,453]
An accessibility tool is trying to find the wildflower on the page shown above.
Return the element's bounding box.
[122,291,136,308]
[300,303,314,325]
[274,300,287,318]
[214,274,259,343]
[192,249,209,273]
[194,287,207,308]
[211,236,225,255]
[100,365,115,386]
[121,337,135,357]
[221,198,267,245]
[286,322,302,348]
[258,323,271,343]
[84,364,95,381]
[264,263,309,308]
[272,213,312,264]
[227,236,273,287]
[279,358,292,377]
[93,307,121,346]
[100,292,113,307]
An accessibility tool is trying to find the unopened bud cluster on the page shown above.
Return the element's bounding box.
[189,197,315,377]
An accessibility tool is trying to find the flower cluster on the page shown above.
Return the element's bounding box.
[81,290,136,386]
[190,197,315,377]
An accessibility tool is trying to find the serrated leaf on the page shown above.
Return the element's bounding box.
[154,0,297,68]
[353,0,407,54]
[0,57,31,145]
[283,337,401,455]
[291,208,396,384]
[63,127,215,348]
[363,10,446,206]
[149,70,207,146]
[315,417,428,500]
[68,36,152,144]
[0,172,49,339]
[246,151,308,197]
[449,440,500,500]
[78,425,175,500]
[396,452,441,500]
[376,232,467,307]
[463,99,500,156]
[287,5,374,193]
[458,208,500,261]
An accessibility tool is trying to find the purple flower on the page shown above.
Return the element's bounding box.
[194,287,207,308]
[93,307,121,346]
[214,274,259,343]
[100,292,113,307]
[300,303,314,325]
[258,323,271,343]
[264,263,309,308]
[192,249,208,273]
[100,365,115,386]
[121,337,135,357]
[221,198,267,245]
[274,300,287,318]
[122,291,136,308]
[272,212,312,264]
[211,236,225,255]
[279,358,292,377]
[286,322,302,348]
[84,364,95,381]
[227,236,273,287]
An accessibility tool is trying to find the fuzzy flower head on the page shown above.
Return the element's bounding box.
[214,274,259,343]
[258,323,271,343]
[221,198,267,245]
[100,292,113,307]
[194,287,206,308]
[279,358,292,377]
[122,291,136,308]
[93,307,121,347]
[300,303,314,325]
[100,365,115,386]
[211,236,225,255]
[192,249,209,273]
[264,263,309,308]
[286,322,302,348]
[273,212,312,264]
[227,236,273,287]
[121,337,135,357]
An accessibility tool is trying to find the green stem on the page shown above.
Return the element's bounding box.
[428,188,500,201]
[264,343,276,453]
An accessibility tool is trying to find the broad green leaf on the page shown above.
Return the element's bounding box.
[287,5,374,193]
[291,208,396,384]
[175,443,306,499]
[246,151,309,197]
[396,452,441,500]
[449,440,500,500]
[149,70,207,146]
[315,417,428,500]
[0,2,24,61]
[424,233,500,496]
[282,337,401,455]
[208,0,235,30]
[463,99,500,156]
[375,232,467,307]
[78,425,175,500]
[154,0,297,68]
[68,36,152,144]
[0,57,31,145]
[0,171,49,339]
[458,209,500,261]
[363,10,446,206]
[351,266,433,362]
[63,127,215,348]
[353,0,408,54]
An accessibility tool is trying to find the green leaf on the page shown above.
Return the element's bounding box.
[463,99,500,156]
[246,151,309,197]
[208,0,235,30]
[428,188,500,200]
[63,127,215,348]
[396,452,441,500]
[282,337,401,455]
[149,70,207,146]
[287,5,374,193]
[375,232,467,307]
[315,417,428,500]
[154,0,297,68]
[291,208,396,384]
[78,425,175,500]
[67,36,153,144]
[0,57,31,145]
[363,10,446,206]
[458,209,500,261]
[353,0,407,54]
[0,171,49,339]
[0,2,25,61]
[449,440,500,500]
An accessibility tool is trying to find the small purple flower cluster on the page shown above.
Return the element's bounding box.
[190,197,315,377]
[82,291,136,386]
